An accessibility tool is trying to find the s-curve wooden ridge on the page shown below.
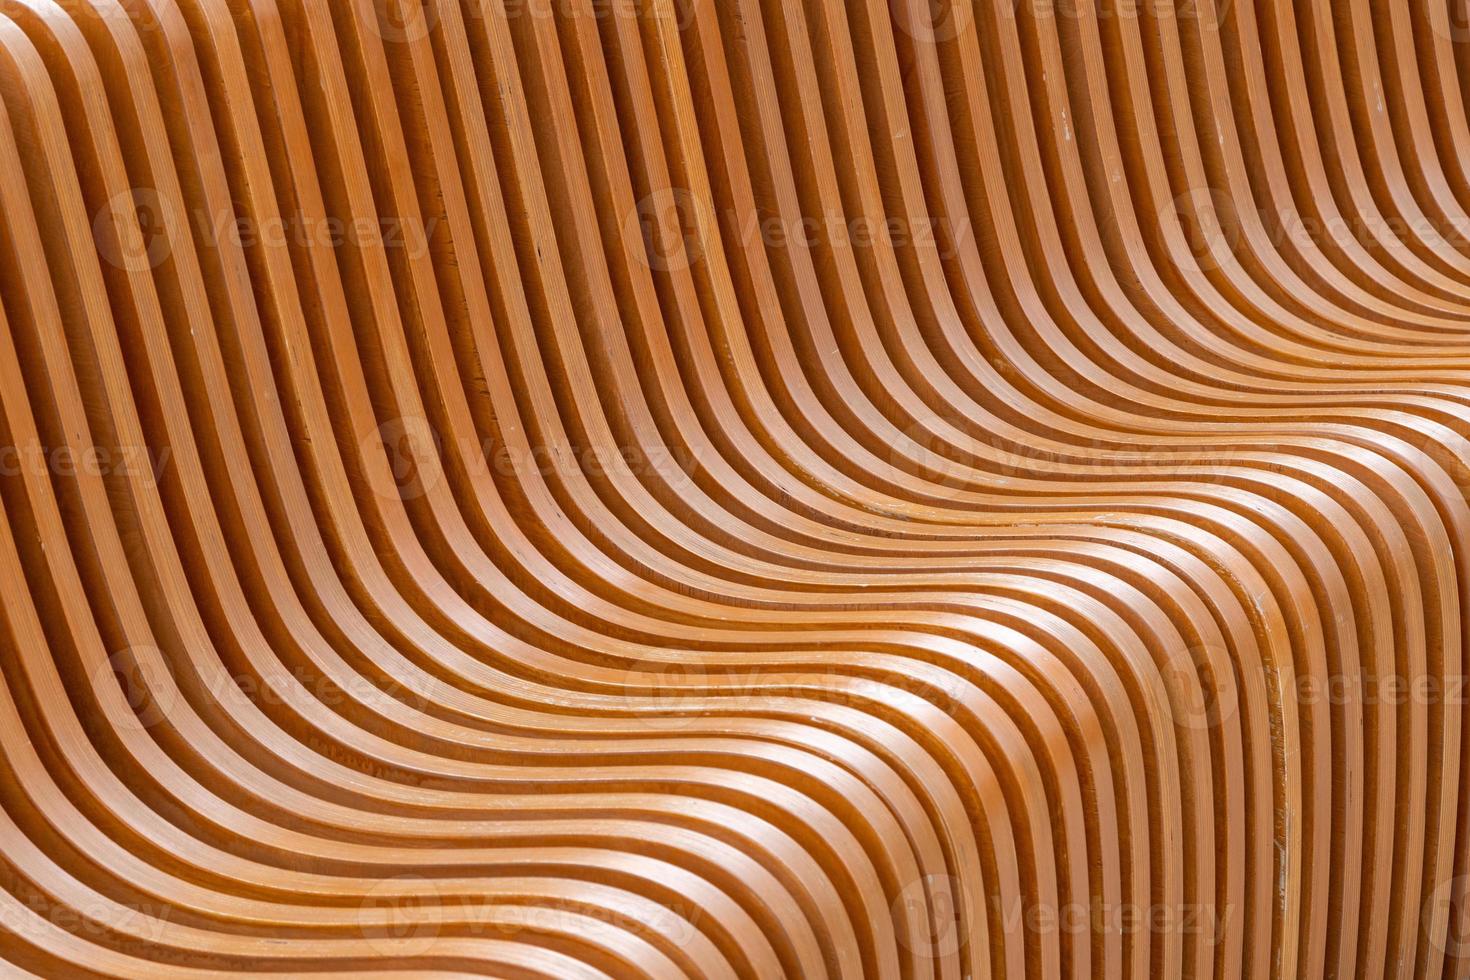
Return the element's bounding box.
[0,0,1468,976]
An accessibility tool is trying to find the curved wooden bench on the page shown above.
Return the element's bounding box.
[0,0,1467,975]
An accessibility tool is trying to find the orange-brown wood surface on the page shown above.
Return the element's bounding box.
[1,0,1470,976]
